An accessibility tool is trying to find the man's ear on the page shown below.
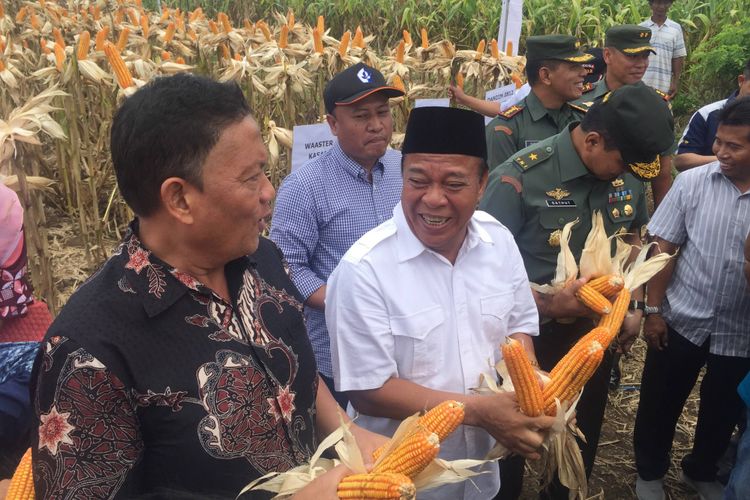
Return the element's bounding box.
[583,130,604,152]
[326,112,339,136]
[160,177,196,224]
[538,66,552,86]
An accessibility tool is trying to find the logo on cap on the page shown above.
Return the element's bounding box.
[357,68,372,83]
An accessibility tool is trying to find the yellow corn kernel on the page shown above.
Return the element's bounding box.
[502,338,544,416]
[455,72,464,89]
[491,39,500,59]
[337,472,416,500]
[420,28,428,49]
[598,288,632,335]
[550,326,613,379]
[127,7,138,25]
[218,12,232,34]
[576,284,612,315]
[312,27,324,54]
[140,15,149,38]
[338,30,351,58]
[160,6,169,22]
[317,15,325,34]
[16,6,28,23]
[116,27,130,52]
[395,40,405,64]
[175,56,185,64]
[160,50,171,61]
[402,29,412,46]
[77,31,90,60]
[0,59,5,72]
[208,19,219,34]
[104,42,134,89]
[6,448,34,500]
[287,9,295,28]
[257,20,271,42]
[588,274,625,299]
[279,24,289,48]
[374,428,439,478]
[219,43,230,60]
[392,75,405,93]
[353,26,364,48]
[52,27,65,47]
[53,42,64,71]
[474,39,485,60]
[95,26,110,51]
[163,22,175,44]
[543,341,604,415]
[30,11,41,30]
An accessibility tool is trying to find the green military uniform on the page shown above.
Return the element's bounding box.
[481,83,674,500]
[480,127,648,284]
[486,92,587,170]
[485,35,593,170]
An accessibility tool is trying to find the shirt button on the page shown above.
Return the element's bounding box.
[546,147,553,152]
[558,217,565,224]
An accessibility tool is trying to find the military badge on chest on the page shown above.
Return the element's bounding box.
[608,177,633,219]
[545,187,575,207]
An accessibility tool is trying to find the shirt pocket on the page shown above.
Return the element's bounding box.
[480,292,515,344]
[390,305,445,379]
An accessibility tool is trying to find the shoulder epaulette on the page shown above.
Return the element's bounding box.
[512,145,553,171]
[569,102,589,113]
[497,104,524,120]
[582,82,596,93]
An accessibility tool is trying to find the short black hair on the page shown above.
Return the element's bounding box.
[110,73,252,217]
[718,95,750,131]
[579,101,618,150]
[526,59,563,86]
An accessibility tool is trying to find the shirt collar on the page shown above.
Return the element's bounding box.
[527,90,573,122]
[392,202,494,264]
[331,142,385,182]
[119,220,249,318]
[557,125,591,182]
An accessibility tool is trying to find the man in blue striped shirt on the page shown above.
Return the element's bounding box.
[634,96,750,500]
[639,0,687,98]
[270,63,403,406]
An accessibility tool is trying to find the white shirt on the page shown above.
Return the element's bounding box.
[326,202,539,500]
[639,18,687,93]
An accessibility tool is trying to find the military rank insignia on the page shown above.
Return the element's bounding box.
[498,105,524,119]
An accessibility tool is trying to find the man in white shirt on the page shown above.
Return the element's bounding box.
[326,106,555,499]
[639,0,687,98]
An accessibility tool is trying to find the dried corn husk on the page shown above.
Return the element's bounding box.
[578,211,611,278]
[531,218,579,294]
[623,242,675,291]
[241,414,491,498]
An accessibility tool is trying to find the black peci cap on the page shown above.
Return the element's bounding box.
[402,107,487,160]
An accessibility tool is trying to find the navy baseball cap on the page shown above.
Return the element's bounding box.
[323,63,404,114]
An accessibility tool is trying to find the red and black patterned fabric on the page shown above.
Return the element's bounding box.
[31,222,319,499]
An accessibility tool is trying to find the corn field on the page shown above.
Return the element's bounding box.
[0,0,528,311]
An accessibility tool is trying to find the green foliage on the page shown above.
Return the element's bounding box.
[672,19,750,119]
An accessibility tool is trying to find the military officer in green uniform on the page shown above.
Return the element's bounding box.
[574,24,675,208]
[485,35,593,170]
[481,84,674,500]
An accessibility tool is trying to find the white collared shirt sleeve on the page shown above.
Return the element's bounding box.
[326,256,398,392]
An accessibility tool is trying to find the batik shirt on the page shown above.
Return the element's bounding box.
[31,223,319,499]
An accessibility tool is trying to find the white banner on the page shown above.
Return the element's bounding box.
[291,123,336,171]
[483,84,518,124]
[497,0,523,57]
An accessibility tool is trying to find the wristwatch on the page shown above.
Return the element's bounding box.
[628,300,645,311]
[644,305,662,315]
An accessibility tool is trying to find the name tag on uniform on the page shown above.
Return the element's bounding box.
[546,200,576,207]
[525,140,539,147]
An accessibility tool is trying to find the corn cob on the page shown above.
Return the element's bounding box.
[0,59,5,72]
[114,8,124,24]
[218,12,232,34]
[455,72,464,89]
[160,50,171,61]
[337,472,416,500]
[53,27,65,48]
[506,41,514,56]
[257,21,271,42]
[94,27,109,52]
[353,26,365,48]
[175,56,185,64]
[402,30,412,46]
[491,39,500,59]
[160,7,169,22]
[188,8,202,22]
[312,27,324,54]
[395,40,405,64]
[576,284,612,315]
[219,43,230,60]
[598,288,631,335]
[208,20,219,34]
[30,11,41,30]
[243,19,253,31]
[104,42,134,89]
[53,43,65,71]
[392,75,405,93]
[502,338,544,416]
[127,8,138,25]
[474,39,485,60]
[317,15,325,34]
[420,28,428,49]
[0,2,4,18]
[373,428,439,478]
[279,25,289,48]
[76,31,90,60]
[6,448,34,500]
[92,5,101,20]
[163,22,175,44]
[338,30,351,58]
[543,341,604,415]
[140,15,149,38]
[16,6,28,23]
[588,274,624,299]
[287,9,295,28]
[116,27,130,52]
[550,327,612,378]
[175,11,185,32]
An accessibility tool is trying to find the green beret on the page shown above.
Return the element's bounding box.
[598,83,674,180]
[525,35,594,63]
[605,25,656,54]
